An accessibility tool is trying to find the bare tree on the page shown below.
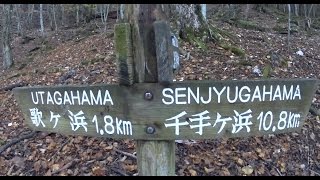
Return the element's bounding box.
[116,4,124,22]
[294,4,299,16]
[40,4,45,37]
[52,4,58,31]
[228,4,239,18]
[308,4,314,18]
[48,4,54,30]
[2,4,13,69]
[27,4,34,29]
[287,4,291,52]
[245,4,251,19]
[200,4,206,21]
[304,4,307,17]
[14,4,24,37]
[99,4,110,32]
[120,4,124,20]
[303,4,312,30]
[76,4,80,26]
[311,4,316,17]
[60,4,65,27]
[47,4,58,31]
[169,4,209,40]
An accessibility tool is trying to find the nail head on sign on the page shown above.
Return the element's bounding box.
[146,126,155,134]
[144,91,153,100]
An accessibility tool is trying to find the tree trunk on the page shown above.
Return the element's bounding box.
[105,5,110,32]
[200,4,206,21]
[299,4,304,16]
[304,4,307,17]
[27,4,34,28]
[15,4,24,37]
[287,4,291,52]
[116,4,119,22]
[61,4,65,27]
[304,4,311,30]
[2,4,13,69]
[120,4,124,20]
[245,4,250,19]
[312,5,316,17]
[294,4,299,16]
[39,4,45,37]
[171,4,207,39]
[48,4,54,31]
[76,4,80,26]
[308,4,314,18]
[99,4,110,32]
[99,5,103,29]
[52,4,58,31]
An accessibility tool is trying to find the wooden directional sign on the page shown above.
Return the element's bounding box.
[13,78,318,140]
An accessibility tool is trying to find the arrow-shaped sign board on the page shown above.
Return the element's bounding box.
[13,79,318,140]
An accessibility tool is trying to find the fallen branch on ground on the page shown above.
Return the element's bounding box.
[308,168,320,176]
[0,131,37,155]
[113,148,137,159]
[0,82,28,92]
[84,154,111,166]
[52,159,80,175]
[110,167,128,176]
[48,137,71,161]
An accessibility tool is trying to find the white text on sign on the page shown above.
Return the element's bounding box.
[162,84,301,105]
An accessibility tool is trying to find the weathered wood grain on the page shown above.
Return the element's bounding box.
[124,4,158,83]
[154,21,173,83]
[114,23,134,86]
[136,140,175,176]
[136,19,175,176]
[125,4,175,176]
[13,78,318,140]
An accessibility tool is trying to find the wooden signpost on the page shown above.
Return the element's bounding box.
[13,4,318,176]
[13,79,318,140]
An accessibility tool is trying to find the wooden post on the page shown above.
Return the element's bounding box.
[135,21,175,176]
[122,4,175,176]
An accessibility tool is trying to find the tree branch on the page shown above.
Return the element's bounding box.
[0,131,37,155]
[52,159,80,175]
[113,148,137,159]
[0,82,28,91]
[110,167,129,176]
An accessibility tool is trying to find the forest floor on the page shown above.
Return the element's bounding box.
[0,8,320,176]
